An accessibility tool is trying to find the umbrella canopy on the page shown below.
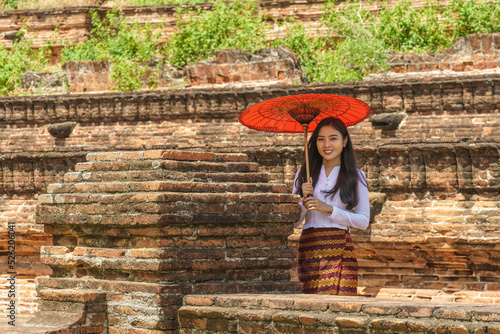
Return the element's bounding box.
[239,94,370,134]
[239,94,370,185]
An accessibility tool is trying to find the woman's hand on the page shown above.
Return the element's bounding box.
[303,196,333,214]
[301,178,314,198]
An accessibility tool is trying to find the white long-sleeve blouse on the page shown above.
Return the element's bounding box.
[292,165,370,230]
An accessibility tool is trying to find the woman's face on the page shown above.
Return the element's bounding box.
[316,125,347,166]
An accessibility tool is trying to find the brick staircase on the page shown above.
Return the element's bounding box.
[30,149,301,333]
[178,294,500,334]
[1,290,107,334]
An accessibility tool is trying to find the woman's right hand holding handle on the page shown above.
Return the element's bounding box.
[302,178,314,200]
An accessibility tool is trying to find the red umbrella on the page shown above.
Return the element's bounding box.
[239,94,370,182]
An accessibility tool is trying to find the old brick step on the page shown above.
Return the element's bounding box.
[73,150,257,173]
[86,150,249,162]
[178,294,500,334]
[37,210,300,226]
[37,201,299,219]
[75,159,260,173]
[40,246,295,273]
[43,267,294,285]
[45,181,283,195]
[39,191,297,206]
[1,289,107,334]
[33,277,300,301]
[41,224,297,248]
[63,169,271,183]
[42,246,296,260]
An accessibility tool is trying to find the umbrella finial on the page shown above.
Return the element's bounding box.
[289,107,321,124]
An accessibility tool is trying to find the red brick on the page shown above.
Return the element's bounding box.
[162,150,216,161]
[484,61,498,69]
[299,313,335,326]
[239,321,272,333]
[262,298,294,310]
[434,308,473,320]
[293,299,328,311]
[335,316,370,328]
[362,304,401,315]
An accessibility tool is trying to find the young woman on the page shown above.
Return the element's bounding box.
[293,117,370,295]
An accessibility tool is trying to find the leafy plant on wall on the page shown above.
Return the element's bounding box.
[0,27,52,95]
[166,0,266,68]
[61,9,163,91]
[1,0,500,95]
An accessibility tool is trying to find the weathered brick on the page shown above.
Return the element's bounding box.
[293,299,329,311]
[335,316,370,328]
[434,308,473,320]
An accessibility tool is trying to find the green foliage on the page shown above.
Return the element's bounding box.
[278,0,388,83]
[375,0,452,52]
[0,29,51,95]
[323,0,500,54]
[4,0,500,95]
[166,0,266,68]
[323,0,451,53]
[0,0,18,9]
[270,20,323,81]
[130,0,207,5]
[322,0,374,40]
[444,0,500,39]
[61,9,163,91]
[318,37,389,82]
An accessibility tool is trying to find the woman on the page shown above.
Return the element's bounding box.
[293,117,370,295]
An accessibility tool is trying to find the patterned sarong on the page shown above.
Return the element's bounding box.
[297,227,358,295]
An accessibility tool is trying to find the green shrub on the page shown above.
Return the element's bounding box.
[292,0,389,82]
[271,19,389,83]
[166,0,266,68]
[270,19,323,82]
[445,0,500,39]
[318,37,389,82]
[375,0,452,52]
[5,0,500,96]
[0,0,18,9]
[323,0,451,53]
[130,0,207,5]
[0,29,51,95]
[61,9,163,91]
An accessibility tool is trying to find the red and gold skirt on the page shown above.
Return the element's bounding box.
[297,227,358,295]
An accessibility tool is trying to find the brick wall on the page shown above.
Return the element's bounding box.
[388,34,500,74]
[1,72,499,127]
[60,48,303,92]
[61,60,184,93]
[0,196,52,315]
[37,32,500,93]
[183,48,305,87]
[0,75,499,316]
[0,73,498,329]
[0,153,83,315]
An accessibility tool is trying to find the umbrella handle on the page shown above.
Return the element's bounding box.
[302,124,310,180]
[302,124,313,198]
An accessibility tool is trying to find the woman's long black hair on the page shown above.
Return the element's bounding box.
[294,117,367,211]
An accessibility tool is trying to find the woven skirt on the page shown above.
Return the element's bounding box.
[297,227,358,295]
